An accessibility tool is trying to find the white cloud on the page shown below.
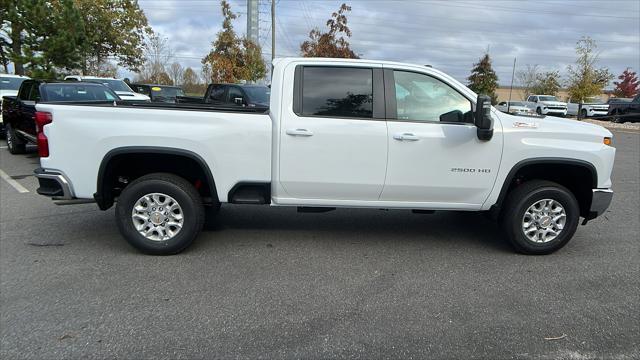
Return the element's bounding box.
[135,0,640,85]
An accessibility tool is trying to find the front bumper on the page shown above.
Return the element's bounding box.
[586,188,613,221]
[34,168,74,200]
[543,108,567,115]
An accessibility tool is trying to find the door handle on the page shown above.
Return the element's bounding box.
[393,133,419,141]
[286,128,314,137]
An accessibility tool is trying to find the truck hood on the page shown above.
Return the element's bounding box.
[510,114,611,137]
[115,91,150,101]
[0,90,19,99]
[539,101,567,106]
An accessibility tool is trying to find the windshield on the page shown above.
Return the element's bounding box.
[243,86,270,104]
[0,77,26,91]
[509,102,526,106]
[585,97,603,103]
[150,86,185,99]
[42,84,119,102]
[84,79,132,92]
[538,96,558,102]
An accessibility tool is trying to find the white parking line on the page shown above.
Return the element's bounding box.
[0,168,29,193]
[0,146,7,149]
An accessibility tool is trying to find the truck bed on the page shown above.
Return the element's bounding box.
[35,102,272,202]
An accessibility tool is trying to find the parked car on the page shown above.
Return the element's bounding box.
[2,80,119,154]
[607,94,640,123]
[526,95,568,116]
[64,76,150,102]
[1,74,30,136]
[567,96,609,118]
[33,57,614,256]
[129,84,185,103]
[495,101,534,115]
[177,83,270,109]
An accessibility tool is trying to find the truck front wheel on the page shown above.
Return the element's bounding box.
[115,173,205,255]
[501,180,580,255]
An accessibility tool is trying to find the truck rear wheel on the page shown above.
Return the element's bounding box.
[501,180,579,255]
[115,173,205,255]
[5,124,26,154]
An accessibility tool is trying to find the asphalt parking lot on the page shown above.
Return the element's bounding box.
[1,131,638,359]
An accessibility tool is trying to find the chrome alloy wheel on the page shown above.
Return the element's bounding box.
[522,199,567,243]
[132,193,184,241]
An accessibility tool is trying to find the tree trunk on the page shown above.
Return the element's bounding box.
[11,22,24,75]
[578,102,583,120]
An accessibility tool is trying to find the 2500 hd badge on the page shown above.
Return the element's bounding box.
[451,168,491,173]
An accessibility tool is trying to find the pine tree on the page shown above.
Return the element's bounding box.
[613,68,639,98]
[467,53,499,104]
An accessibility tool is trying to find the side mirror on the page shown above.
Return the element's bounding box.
[233,97,244,106]
[474,95,493,141]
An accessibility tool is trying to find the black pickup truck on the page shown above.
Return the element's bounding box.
[176,83,270,109]
[2,80,120,154]
[607,94,640,123]
[129,84,185,103]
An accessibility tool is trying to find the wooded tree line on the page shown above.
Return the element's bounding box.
[0,0,150,78]
[468,37,637,103]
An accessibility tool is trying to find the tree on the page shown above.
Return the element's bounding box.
[201,1,267,83]
[1,0,85,77]
[73,0,151,74]
[613,68,639,98]
[516,64,540,99]
[169,62,184,85]
[567,37,613,118]
[300,3,359,58]
[467,53,499,104]
[531,71,561,96]
[182,66,205,95]
[239,38,266,82]
[136,32,173,84]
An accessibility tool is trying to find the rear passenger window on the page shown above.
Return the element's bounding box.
[301,67,373,118]
[29,84,40,101]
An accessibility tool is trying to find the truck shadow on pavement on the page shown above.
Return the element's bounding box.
[199,204,512,253]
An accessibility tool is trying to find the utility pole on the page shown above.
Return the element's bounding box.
[271,0,275,61]
[507,57,516,114]
[271,0,275,77]
[246,0,259,44]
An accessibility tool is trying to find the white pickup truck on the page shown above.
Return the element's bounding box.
[33,58,615,255]
[526,95,568,116]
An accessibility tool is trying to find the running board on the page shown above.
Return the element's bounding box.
[297,207,336,213]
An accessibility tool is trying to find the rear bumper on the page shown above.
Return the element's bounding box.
[34,168,74,200]
[587,188,613,220]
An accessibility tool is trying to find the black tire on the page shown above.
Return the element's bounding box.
[536,107,542,115]
[5,124,26,154]
[115,173,205,255]
[501,180,580,255]
[580,109,588,119]
[612,111,625,123]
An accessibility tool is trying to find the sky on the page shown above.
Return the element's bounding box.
[137,0,639,86]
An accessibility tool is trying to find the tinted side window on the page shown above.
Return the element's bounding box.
[209,86,225,102]
[29,83,41,101]
[136,86,151,96]
[393,71,471,123]
[18,81,32,100]
[227,87,244,105]
[301,67,373,118]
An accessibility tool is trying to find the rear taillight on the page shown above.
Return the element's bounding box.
[35,111,52,157]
